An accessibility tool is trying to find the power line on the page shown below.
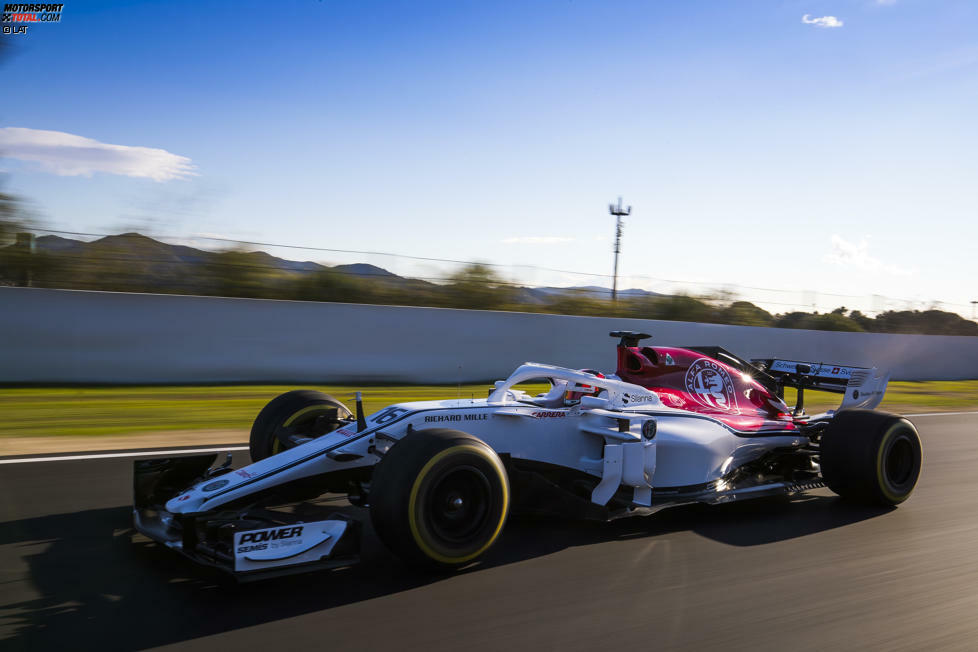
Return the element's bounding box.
[17,229,819,308]
[0,247,844,311]
[26,228,615,280]
[16,226,974,314]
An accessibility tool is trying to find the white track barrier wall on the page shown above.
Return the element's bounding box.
[2,287,976,384]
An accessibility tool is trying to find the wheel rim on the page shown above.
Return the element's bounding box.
[885,435,915,489]
[426,465,493,545]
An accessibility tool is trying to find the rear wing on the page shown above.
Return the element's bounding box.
[751,358,890,412]
[682,346,890,415]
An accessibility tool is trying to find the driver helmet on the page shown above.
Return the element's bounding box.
[565,369,605,404]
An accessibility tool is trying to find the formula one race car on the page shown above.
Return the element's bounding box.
[133,331,922,580]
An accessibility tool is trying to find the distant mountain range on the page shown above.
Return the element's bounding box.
[15,232,661,302]
[32,232,391,276]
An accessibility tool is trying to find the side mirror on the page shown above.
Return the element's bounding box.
[581,396,610,410]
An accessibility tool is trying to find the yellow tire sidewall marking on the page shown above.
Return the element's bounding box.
[876,422,912,503]
[274,402,349,454]
[407,444,509,565]
[282,404,333,428]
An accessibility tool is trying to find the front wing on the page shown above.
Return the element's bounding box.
[133,454,361,581]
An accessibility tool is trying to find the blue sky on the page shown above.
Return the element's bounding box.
[1,0,975,315]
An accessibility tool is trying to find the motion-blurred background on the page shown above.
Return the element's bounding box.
[1,1,976,336]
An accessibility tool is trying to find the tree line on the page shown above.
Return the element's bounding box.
[1,205,975,337]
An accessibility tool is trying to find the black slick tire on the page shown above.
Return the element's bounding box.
[369,428,510,569]
[249,390,352,461]
[820,409,922,506]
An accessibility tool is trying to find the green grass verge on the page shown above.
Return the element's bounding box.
[0,381,974,439]
[0,384,546,438]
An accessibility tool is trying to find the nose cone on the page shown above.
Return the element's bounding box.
[165,487,211,513]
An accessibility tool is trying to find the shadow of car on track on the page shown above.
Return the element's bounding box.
[0,493,891,651]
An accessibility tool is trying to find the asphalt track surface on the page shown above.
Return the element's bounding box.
[1,413,976,652]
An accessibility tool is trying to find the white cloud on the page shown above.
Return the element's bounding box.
[0,127,196,181]
[501,236,574,244]
[823,235,914,276]
[802,14,844,28]
[875,0,897,5]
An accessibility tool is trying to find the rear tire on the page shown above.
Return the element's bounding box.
[369,428,510,569]
[820,409,922,506]
[249,390,352,461]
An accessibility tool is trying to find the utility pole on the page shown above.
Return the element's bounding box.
[972,300,977,320]
[609,197,631,302]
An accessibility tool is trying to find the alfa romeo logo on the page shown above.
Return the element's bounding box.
[684,358,739,413]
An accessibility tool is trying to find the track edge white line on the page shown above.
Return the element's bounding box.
[905,411,978,418]
[0,446,249,465]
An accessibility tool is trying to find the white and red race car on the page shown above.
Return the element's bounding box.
[134,331,921,580]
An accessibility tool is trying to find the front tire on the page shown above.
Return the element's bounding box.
[369,428,510,569]
[820,409,922,506]
[249,390,352,461]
